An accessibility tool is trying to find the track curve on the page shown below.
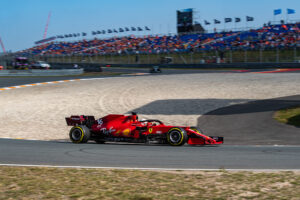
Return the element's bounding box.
[1,71,300,169]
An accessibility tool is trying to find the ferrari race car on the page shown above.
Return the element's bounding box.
[65,113,223,146]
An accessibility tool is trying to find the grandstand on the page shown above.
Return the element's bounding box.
[17,22,299,64]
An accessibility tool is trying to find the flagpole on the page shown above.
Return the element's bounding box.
[234,20,236,31]
[213,21,215,33]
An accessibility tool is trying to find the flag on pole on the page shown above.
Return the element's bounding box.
[246,16,254,21]
[145,26,150,31]
[287,8,295,14]
[204,20,211,25]
[274,9,282,15]
[225,18,232,23]
[214,19,221,24]
[125,27,130,31]
[235,17,241,23]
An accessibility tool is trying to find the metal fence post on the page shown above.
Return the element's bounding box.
[259,48,263,63]
[294,47,297,62]
[276,47,279,63]
[202,50,205,63]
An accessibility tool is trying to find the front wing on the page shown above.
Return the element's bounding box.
[186,129,224,145]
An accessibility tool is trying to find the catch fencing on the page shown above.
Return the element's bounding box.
[37,48,300,65]
[0,48,299,67]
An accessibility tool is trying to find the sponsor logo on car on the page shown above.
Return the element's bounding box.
[100,127,116,135]
[122,128,131,136]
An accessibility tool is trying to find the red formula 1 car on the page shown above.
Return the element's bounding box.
[65,113,223,146]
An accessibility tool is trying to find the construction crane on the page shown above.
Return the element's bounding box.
[43,12,51,39]
[0,37,6,53]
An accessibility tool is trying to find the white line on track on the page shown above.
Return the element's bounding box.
[0,163,299,171]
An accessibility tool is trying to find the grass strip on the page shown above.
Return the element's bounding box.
[274,106,300,127]
[0,166,299,200]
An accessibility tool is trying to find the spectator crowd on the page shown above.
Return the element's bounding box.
[20,23,300,56]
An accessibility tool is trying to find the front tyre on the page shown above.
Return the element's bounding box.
[166,127,188,146]
[190,126,204,134]
[69,125,90,143]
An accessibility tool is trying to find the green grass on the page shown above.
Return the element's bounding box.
[0,166,300,200]
[274,106,300,127]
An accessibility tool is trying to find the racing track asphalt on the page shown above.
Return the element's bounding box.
[1,70,300,169]
[1,67,300,88]
[197,95,300,145]
[0,139,300,170]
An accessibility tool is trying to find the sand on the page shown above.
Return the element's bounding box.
[0,73,299,140]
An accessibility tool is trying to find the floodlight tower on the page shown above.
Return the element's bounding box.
[43,12,52,39]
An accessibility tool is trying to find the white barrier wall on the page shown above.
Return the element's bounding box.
[0,69,84,76]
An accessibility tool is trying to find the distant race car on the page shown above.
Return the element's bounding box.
[149,66,162,73]
[31,61,51,69]
[66,113,223,146]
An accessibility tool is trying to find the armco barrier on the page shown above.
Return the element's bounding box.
[49,63,102,72]
[103,62,300,69]
[49,62,300,71]
[0,69,84,76]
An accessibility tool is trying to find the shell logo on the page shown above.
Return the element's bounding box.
[122,128,131,136]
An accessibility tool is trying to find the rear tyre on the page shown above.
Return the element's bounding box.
[166,127,188,146]
[69,125,90,143]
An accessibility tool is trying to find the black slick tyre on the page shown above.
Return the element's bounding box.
[69,125,90,143]
[166,127,188,146]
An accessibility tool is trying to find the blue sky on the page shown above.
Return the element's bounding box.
[0,0,299,52]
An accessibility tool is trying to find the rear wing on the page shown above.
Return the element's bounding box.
[65,115,96,126]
